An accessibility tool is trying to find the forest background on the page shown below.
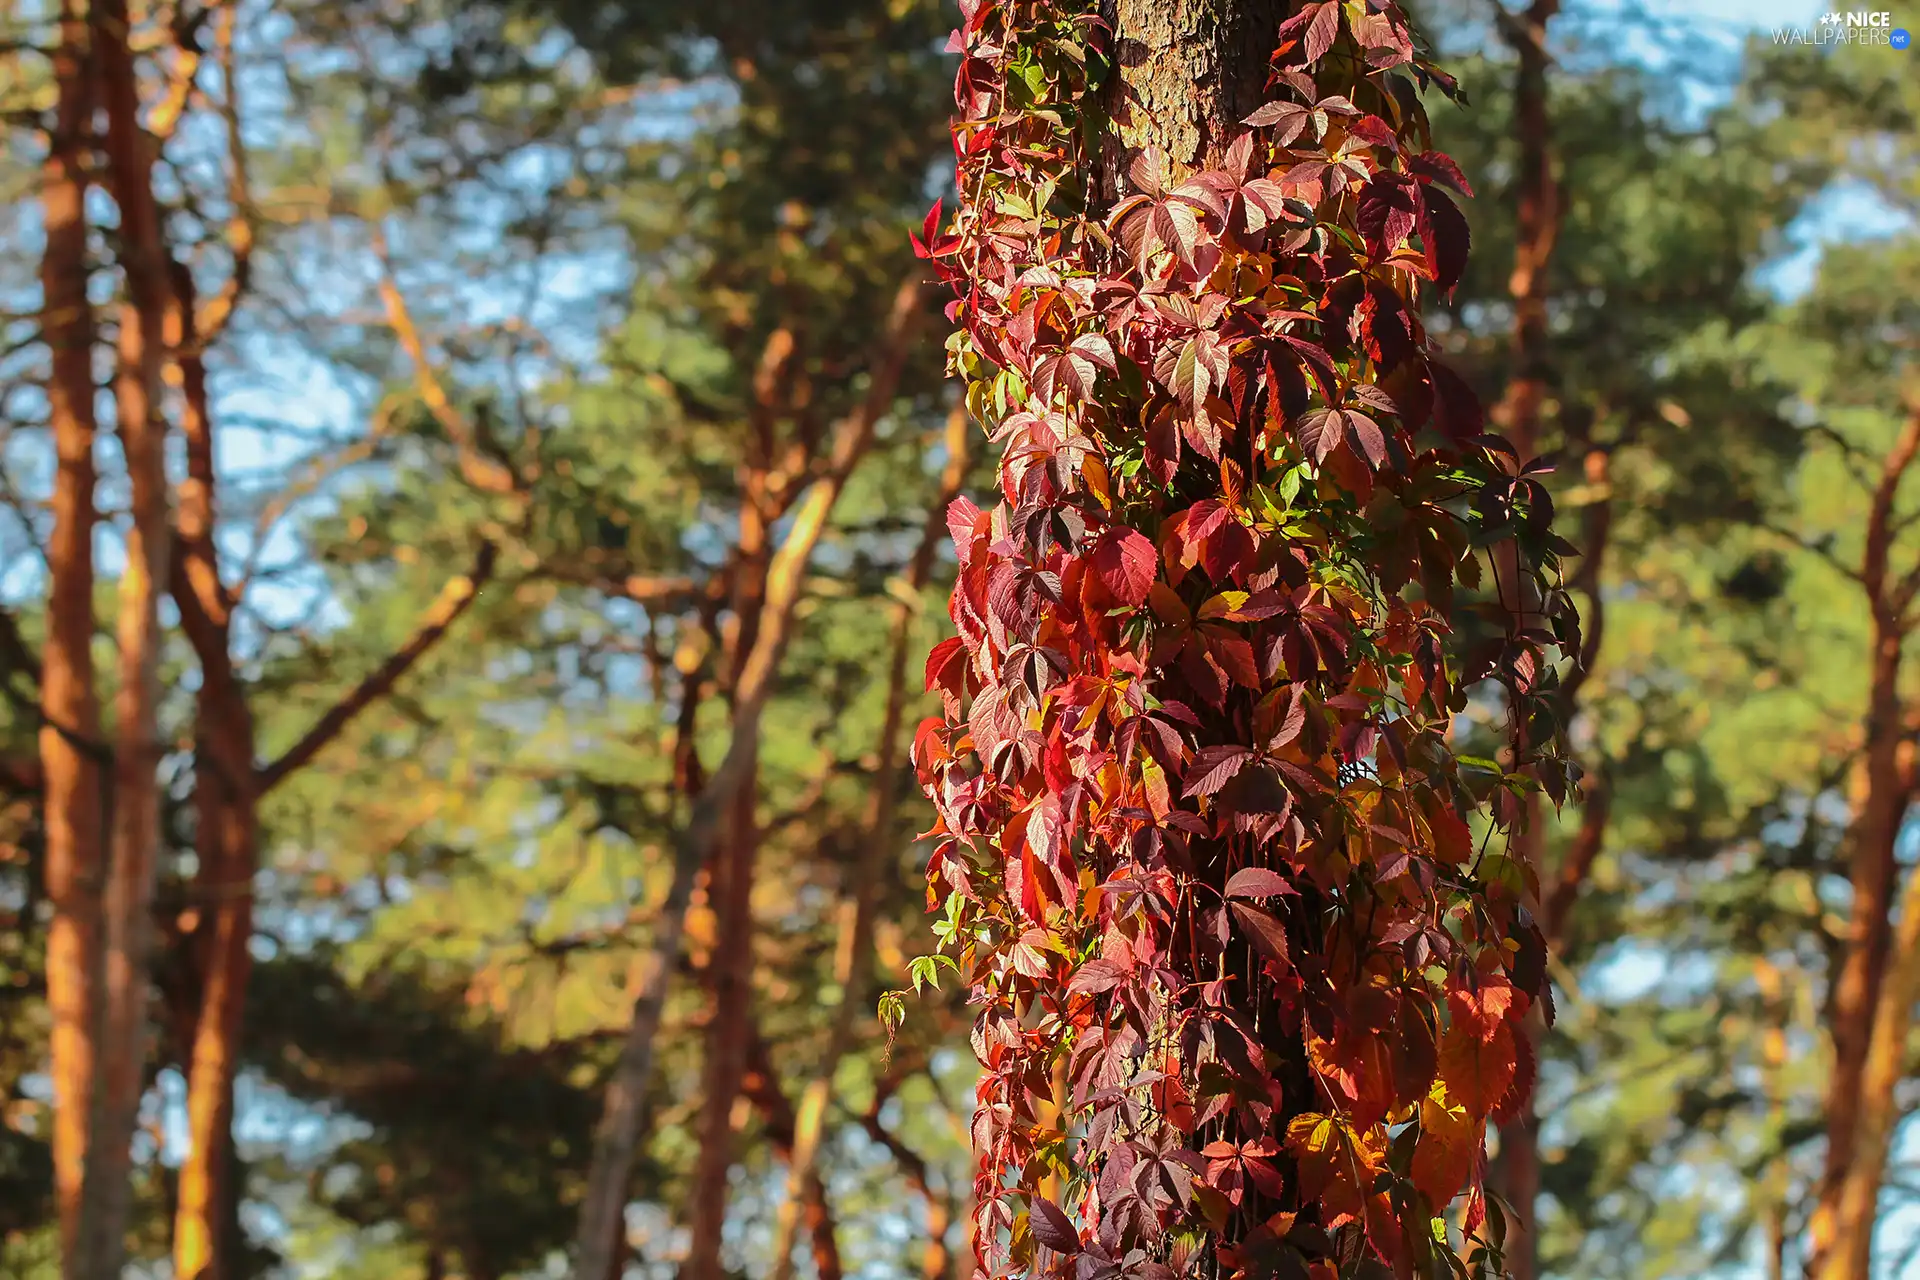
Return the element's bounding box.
[0,1,1915,1279]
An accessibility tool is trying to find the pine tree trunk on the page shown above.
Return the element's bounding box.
[36,5,104,1268]
[683,485,773,1280]
[169,265,260,1280]
[568,282,919,1280]
[1489,5,1562,1271]
[81,4,178,1275]
[1811,625,1905,1254]
[1817,806,1920,1280]
[1808,407,1920,1279]
[925,4,1562,1276]
[1809,404,1920,1280]
[684,759,761,1280]
[1099,0,1288,184]
[741,1027,846,1280]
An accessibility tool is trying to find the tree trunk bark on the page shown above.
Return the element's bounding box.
[1489,5,1562,1272]
[1815,625,1905,1238]
[766,403,972,1280]
[1100,0,1288,187]
[36,6,104,1270]
[683,452,775,1280]
[741,1027,845,1280]
[683,751,761,1280]
[80,5,178,1276]
[1756,959,1791,1280]
[1808,405,1920,1278]
[168,263,260,1280]
[568,282,921,1280]
[1491,0,1560,445]
[1816,824,1920,1280]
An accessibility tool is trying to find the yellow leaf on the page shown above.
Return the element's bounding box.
[1198,590,1251,621]
[1412,1078,1475,1207]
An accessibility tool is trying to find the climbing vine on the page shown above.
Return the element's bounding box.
[905,1,1577,1276]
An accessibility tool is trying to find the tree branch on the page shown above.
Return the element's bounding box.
[371,224,522,499]
[857,1092,958,1280]
[1545,768,1608,946]
[189,0,253,348]
[256,541,498,791]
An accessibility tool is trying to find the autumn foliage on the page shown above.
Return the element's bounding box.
[909,1,1579,1276]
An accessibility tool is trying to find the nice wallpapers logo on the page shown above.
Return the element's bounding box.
[1774,9,1912,44]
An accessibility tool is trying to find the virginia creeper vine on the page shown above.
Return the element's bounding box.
[905,2,1578,1277]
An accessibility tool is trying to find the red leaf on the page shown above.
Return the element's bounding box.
[1304,1,1342,62]
[1068,958,1127,995]
[1209,633,1261,689]
[1494,1019,1537,1124]
[1347,411,1387,467]
[1184,745,1252,797]
[1256,684,1309,747]
[1029,1196,1081,1255]
[924,634,968,695]
[946,495,984,563]
[1128,146,1168,197]
[1230,901,1292,966]
[1224,867,1297,900]
[1296,407,1342,463]
[1421,185,1471,293]
[1092,526,1158,606]
[1243,100,1313,146]
[1070,332,1117,369]
[910,716,948,778]
[1438,1013,1515,1117]
[1409,149,1475,197]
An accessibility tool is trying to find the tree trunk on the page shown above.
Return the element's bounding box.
[1756,958,1791,1280]
[1814,623,1905,1246]
[766,403,972,1280]
[684,443,776,1280]
[1809,404,1920,1280]
[741,1027,845,1280]
[36,5,104,1268]
[568,282,921,1280]
[1491,0,1561,447]
[1816,823,1920,1280]
[168,263,260,1280]
[1489,5,1562,1271]
[932,0,1558,1271]
[683,753,761,1280]
[1100,0,1288,185]
[1806,405,1920,1277]
[80,4,178,1276]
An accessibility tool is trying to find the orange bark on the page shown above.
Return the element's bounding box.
[167,261,259,1280]
[1808,404,1920,1279]
[1818,833,1920,1280]
[683,747,762,1280]
[79,4,179,1275]
[766,403,972,1280]
[36,4,104,1266]
[569,282,921,1280]
[168,207,499,1276]
[683,393,778,1280]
